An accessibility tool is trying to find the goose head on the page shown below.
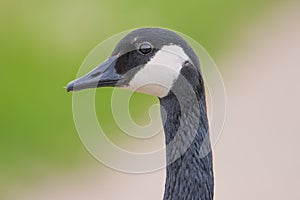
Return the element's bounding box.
[66,28,202,98]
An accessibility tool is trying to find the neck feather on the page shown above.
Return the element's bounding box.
[159,82,214,200]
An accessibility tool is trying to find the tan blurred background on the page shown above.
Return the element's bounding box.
[1,0,300,199]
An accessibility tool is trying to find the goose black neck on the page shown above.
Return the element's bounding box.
[159,81,214,200]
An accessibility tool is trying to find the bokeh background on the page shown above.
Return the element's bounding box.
[1,0,299,199]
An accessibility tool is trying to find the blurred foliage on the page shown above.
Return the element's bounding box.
[0,0,281,196]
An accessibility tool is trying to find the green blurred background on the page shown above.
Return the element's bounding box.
[0,0,284,198]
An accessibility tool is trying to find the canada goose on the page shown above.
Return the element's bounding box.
[67,28,214,200]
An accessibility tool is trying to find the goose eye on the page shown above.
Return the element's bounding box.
[138,43,152,55]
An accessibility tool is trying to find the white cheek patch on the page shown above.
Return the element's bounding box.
[125,45,189,98]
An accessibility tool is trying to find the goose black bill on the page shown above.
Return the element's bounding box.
[66,56,122,92]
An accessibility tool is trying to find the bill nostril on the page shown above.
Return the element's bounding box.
[90,71,102,78]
